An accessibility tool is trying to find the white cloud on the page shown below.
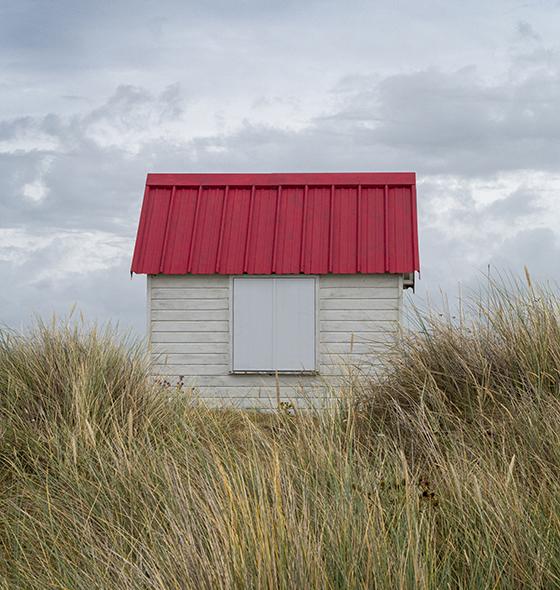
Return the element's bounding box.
[19,154,54,203]
[34,231,131,281]
[0,228,130,280]
[0,229,52,263]
[0,134,59,154]
[22,179,48,202]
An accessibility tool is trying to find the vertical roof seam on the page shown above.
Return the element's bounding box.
[142,186,156,272]
[411,184,419,271]
[243,185,256,274]
[299,185,308,273]
[328,185,334,273]
[215,186,229,273]
[356,185,361,273]
[131,183,151,272]
[384,184,389,273]
[271,186,282,274]
[186,186,202,273]
[159,186,175,273]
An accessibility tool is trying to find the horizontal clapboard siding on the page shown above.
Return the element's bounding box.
[192,386,330,399]
[153,353,230,365]
[320,287,397,299]
[320,342,393,354]
[321,298,398,310]
[318,274,401,377]
[152,288,228,299]
[152,299,229,310]
[153,364,228,376]
[320,332,396,343]
[198,396,335,410]
[320,320,396,332]
[149,273,403,408]
[152,310,229,321]
[154,374,329,387]
[152,343,229,354]
[151,332,229,343]
[152,321,228,332]
[320,309,396,321]
[151,276,229,288]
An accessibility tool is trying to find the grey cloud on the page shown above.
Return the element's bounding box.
[329,64,560,176]
[516,21,541,42]
[407,226,560,319]
[82,84,185,132]
[490,227,559,276]
[484,187,543,221]
[0,0,324,66]
[0,84,188,235]
[0,255,145,335]
[432,227,560,313]
[148,57,560,180]
[3,62,557,223]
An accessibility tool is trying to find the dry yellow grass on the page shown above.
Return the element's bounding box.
[1,277,560,589]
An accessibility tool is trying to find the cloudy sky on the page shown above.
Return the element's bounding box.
[1,0,560,335]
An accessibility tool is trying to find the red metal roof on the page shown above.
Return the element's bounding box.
[131,173,419,275]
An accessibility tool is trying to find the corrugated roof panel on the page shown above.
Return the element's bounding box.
[190,187,225,274]
[302,186,331,274]
[161,187,198,274]
[131,172,419,275]
[274,186,305,274]
[388,186,414,273]
[359,186,385,273]
[217,187,252,274]
[133,187,171,274]
[332,186,358,274]
[245,187,277,274]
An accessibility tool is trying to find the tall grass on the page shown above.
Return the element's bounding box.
[2,279,560,589]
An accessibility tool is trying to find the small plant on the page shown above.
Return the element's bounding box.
[278,400,295,415]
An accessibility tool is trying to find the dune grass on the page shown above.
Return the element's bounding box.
[2,278,560,589]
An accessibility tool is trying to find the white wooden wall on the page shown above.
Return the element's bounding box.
[149,274,403,409]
